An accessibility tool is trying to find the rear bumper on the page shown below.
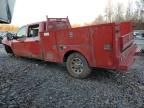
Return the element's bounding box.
[117,44,137,71]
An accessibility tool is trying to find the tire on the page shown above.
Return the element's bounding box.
[66,52,91,78]
[4,45,14,56]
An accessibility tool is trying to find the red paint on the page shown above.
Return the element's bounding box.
[2,18,136,71]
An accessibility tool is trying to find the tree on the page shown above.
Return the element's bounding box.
[135,0,144,22]
[105,0,113,23]
[92,15,105,25]
[114,3,124,22]
[125,1,134,21]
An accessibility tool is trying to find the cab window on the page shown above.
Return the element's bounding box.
[17,26,27,38]
[28,24,39,38]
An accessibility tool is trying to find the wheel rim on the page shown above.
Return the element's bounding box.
[70,57,84,74]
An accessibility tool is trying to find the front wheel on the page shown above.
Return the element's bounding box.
[4,45,14,56]
[66,52,91,78]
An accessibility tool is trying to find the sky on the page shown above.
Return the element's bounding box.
[11,0,137,26]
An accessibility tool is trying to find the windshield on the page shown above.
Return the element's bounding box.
[17,26,27,38]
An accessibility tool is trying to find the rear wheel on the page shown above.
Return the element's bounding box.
[66,52,91,78]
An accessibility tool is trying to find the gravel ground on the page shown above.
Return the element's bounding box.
[0,45,144,108]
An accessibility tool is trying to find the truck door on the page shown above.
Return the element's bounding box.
[41,31,60,62]
[93,25,114,68]
[12,26,27,56]
[26,24,42,59]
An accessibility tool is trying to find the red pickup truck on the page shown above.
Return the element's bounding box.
[2,17,136,78]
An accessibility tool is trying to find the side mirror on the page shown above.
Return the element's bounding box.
[7,33,16,40]
[17,35,26,41]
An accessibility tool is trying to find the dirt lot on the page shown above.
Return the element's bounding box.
[0,45,144,108]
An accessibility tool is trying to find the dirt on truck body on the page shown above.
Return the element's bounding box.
[2,17,136,78]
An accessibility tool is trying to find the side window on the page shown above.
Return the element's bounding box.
[28,24,39,38]
[17,26,27,38]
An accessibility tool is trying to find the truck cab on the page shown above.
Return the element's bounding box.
[8,18,71,60]
[2,18,136,78]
